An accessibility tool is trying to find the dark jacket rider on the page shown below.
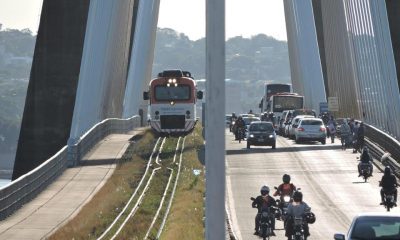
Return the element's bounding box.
[380,166,398,205]
[252,186,277,236]
[358,146,373,177]
[235,116,245,139]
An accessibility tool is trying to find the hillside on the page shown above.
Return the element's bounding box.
[0,27,290,169]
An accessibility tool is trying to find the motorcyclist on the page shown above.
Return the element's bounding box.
[262,112,268,121]
[234,116,245,140]
[321,112,329,125]
[285,191,311,240]
[230,113,237,132]
[380,166,398,206]
[231,112,237,121]
[340,119,351,150]
[273,174,296,199]
[357,122,365,149]
[352,122,360,153]
[327,116,337,143]
[358,146,373,177]
[252,185,277,236]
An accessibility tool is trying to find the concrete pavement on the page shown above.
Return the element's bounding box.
[0,131,141,240]
[225,129,400,240]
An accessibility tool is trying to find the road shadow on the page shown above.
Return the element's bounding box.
[80,158,116,166]
[226,144,342,155]
[197,144,205,166]
[352,181,368,184]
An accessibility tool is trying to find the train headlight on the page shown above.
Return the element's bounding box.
[170,101,175,105]
[167,83,170,87]
[174,83,178,87]
[168,78,173,83]
[172,78,176,83]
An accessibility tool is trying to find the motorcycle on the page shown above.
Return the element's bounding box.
[359,162,372,182]
[237,126,245,143]
[384,192,396,212]
[251,197,276,240]
[274,187,300,221]
[290,216,306,240]
[380,188,397,212]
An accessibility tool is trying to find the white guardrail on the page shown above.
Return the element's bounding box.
[0,115,140,220]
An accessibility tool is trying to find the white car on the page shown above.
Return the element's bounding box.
[334,213,400,240]
[287,115,314,139]
[294,118,326,144]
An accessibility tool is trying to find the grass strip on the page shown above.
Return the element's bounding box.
[159,125,205,239]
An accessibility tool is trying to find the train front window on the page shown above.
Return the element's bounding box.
[155,85,191,101]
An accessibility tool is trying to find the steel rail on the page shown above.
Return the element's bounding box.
[97,137,162,240]
[156,136,186,239]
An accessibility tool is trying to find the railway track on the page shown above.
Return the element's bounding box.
[97,136,186,240]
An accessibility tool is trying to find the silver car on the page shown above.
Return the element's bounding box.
[334,213,400,240]
[294,118,326,144]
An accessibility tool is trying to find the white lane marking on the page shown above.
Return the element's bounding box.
[226,176,243,240]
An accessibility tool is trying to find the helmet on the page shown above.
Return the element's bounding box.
[282,174,291,184]
[362,146,369,153]
[385,166,392,175]
[305,212,316,224]
[293,191,303,202]
[260,185,270,196]
[232,112,236,117]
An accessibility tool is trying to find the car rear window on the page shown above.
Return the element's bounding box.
[250,123,273,131]
[301,120,322,125]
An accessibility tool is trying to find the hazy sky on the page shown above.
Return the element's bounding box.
[0,0,287,40]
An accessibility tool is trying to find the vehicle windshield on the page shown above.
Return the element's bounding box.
[249,123,274,132]
[350,217,400,239]
[266,84,291,98]
[301,120,322,125]
[243,117,261,125]
[293,110,316,117]
[155,85,190,101]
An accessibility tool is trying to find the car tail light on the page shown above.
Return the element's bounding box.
[320,127,326,132]
[297,127,305,132]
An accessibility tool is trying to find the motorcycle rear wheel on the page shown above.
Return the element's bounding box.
[261,227,269,240]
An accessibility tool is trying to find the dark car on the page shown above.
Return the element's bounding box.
[246,121,276,149]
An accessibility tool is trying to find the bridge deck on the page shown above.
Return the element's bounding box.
[0,132,140,240]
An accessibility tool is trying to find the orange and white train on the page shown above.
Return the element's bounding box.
[143,70,203,135]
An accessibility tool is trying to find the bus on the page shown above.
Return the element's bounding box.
[260,83,292,112]
[265,93,304,118]
[143,69,203,135]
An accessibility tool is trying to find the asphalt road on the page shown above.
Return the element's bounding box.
[225,129,400,240]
